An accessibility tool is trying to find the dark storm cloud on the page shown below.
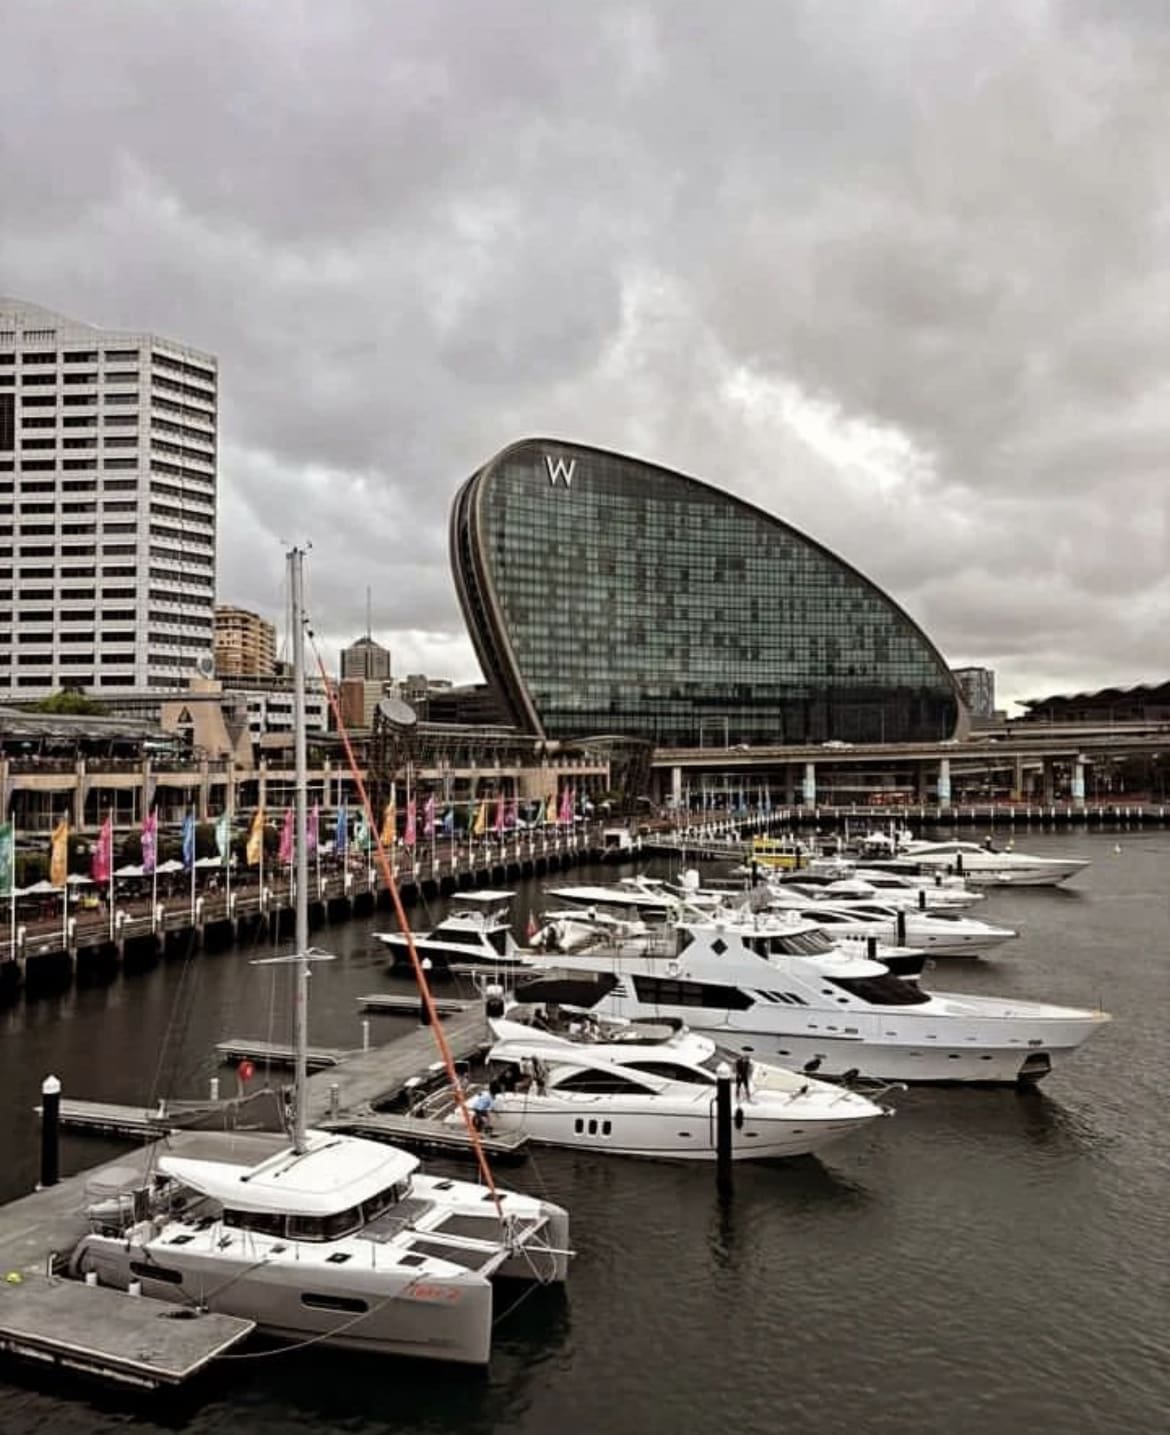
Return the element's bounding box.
[2,0,1167,704]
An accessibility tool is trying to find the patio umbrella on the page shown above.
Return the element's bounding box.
[19,879,58,895]
[65,873,94,886]
[194,855,222,869]
[114,863,145,878]
[155,859,185,874]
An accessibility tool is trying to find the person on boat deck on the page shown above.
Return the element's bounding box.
[471,1089,494,1133]
[734,1054,752,1101]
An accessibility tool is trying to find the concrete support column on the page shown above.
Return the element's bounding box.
[916,762,929,802]
[802,762,817,809]
[258,759,268,814]
[1071,757,1086,810]
[198,759,211,821]
[1012,757,1024,803]
[1042,759,1056,805]
[937,757,952,808]
[670,765,683,809]
[73,761,86,830]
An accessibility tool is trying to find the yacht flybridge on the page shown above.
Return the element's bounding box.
[70,549,570,1366]
[763,897,1019,956]
[463,1001,890,1161]
[542,915,1110,1085]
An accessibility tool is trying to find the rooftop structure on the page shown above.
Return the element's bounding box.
[0,298,217,697]
[451,438,961,746]
[341,635,391,682]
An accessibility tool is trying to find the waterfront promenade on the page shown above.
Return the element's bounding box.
[0,821,613,989]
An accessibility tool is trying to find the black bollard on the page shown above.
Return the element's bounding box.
[866,935,878,961]
[485,983,505,1020]
[750,860,760,888]
[955,853,964,876]
[419,957,433,1026]
[40,1074,61,1189]
[715,1062,733,1193]
[896,909,907,947]
[918,888,926,910]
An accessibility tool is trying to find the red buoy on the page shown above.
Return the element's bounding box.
[238,1059,255,1083]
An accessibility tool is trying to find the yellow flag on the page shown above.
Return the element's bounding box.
[50,818,69,887]
[380,800,396,846]
[246,809,265,866]
[472,801,487,836]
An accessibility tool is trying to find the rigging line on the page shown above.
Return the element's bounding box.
[305,626,505,1220]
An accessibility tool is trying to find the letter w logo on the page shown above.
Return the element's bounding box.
[544,455,576,488]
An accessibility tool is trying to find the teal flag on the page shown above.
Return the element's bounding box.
[355,813,371,851]
[0,821,13,897]
[215,812,231,864]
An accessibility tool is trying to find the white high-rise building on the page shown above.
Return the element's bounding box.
[0,298,217,697]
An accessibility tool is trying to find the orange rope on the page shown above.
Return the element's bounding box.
[310,644,504,1217]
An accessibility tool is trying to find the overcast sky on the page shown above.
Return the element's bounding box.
[3,0,1167,711]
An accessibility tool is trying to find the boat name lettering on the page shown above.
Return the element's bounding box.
[409,1283,462,1304]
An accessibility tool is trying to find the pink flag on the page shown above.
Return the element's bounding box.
[494,794,505,834]
[278,808,294,865]
[423,794,436,836]
[307,802,319,855]
[558,788,570,825]
[91,813,112,883]
[141,810,158,874]
[405,797,417,847]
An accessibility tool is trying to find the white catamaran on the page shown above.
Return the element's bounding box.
[71,548,570,1366]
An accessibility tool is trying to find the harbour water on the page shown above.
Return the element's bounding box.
[0,828,1167,1434]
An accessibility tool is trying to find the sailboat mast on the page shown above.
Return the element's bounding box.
[290,546,310,1153]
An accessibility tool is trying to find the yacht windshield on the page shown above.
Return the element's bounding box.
[825,975,929,1006]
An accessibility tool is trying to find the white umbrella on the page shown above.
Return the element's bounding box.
[194,855,223,869]
[155,858,185,874]
[19,879,58,895]
[114,863,145,878]
[66,873,93,886]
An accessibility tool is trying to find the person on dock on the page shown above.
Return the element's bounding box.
[471,1088,494,1134]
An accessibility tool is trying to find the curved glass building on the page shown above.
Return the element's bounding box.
[451,439,960,745]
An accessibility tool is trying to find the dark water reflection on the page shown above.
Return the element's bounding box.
[1,829,1168,1434]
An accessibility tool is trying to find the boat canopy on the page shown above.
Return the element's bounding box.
[450,890,516,905]
[158,1131,419,1216]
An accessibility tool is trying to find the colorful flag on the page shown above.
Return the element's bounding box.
[472,801,487,837]
[0,821,14,898]
[91,813,112,883]
[380,799,396,846]
[423,794,436,836]
[355,812,371,851]
[441,805,455,836]
[142,810,158,874]
[307,802,319,855]
[181,813,196,870]
[558,787,572,824]
[50,817,69,888]
[335,804,348,856]
[246,809,265,866]
[279,808,294,865]
[215,812,231,865]
[404,797,417,847]
[494,794,505,834]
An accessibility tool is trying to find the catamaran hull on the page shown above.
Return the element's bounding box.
[74,1238,500,1365]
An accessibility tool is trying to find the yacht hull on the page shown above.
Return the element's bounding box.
[490,1102,880,1160]
[74,1236,498,1364]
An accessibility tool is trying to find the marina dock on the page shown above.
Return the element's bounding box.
[215,1037,349,1069]
[356,992,473,1016]
[327,1111,529,1160]
[0,1132,287,1388]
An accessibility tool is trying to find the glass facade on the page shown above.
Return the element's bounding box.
[451,440,960,745]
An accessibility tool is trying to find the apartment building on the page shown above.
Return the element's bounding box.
[0,297,217,696]
[215,604,276,677]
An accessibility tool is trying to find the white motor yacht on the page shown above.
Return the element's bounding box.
[377,891,530,969]
[449,995,890,1161]
[882,840,1090,887]
[764,897,1019,956]
[543,876,717,920]
[773,870,983,910]
[543,915,1109,1084]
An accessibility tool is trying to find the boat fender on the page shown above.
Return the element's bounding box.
[734,1106,745,1130]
